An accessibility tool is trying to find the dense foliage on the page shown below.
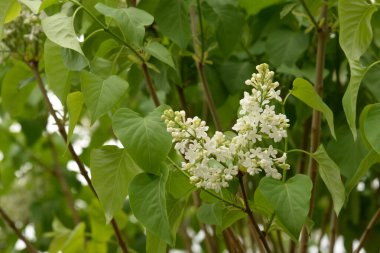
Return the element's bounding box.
[0,0,380,252]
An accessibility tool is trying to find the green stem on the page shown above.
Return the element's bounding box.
[287,148,312,156]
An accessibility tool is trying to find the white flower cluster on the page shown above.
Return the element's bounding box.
[162,64,290,192]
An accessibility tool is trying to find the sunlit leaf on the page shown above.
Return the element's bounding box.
[291,78,336,138]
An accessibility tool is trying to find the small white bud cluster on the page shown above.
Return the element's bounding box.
[162,64,290,191]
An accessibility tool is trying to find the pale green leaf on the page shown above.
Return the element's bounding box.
[5,0,20,23]
[95,3,153,46]
[154,0,191,49]
[144,41,175,69]
[129,168,173,245]
[112,105,172,174]
[196,202,223,226]
[66,92,84,145]
[19,0,41,14]
[291,78,336,138]
[147,231,167,253]
[258,174,312,240]
[342,60,380,139]
[312,145,345,215]
[90,146,142,223]
[41,13,84,55]
[81,71,129,123]
[0,0,17,39]
[1,62,35,117]
[44,39,72,104]
[339,0,377,60]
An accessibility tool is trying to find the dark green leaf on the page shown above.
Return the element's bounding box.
[90,146,142,223]
[239,0,284,16]
[129,168,173,245]
[112,105,172,174]
[154,0,191,49]
[361,103,380,155]
[81,71,129,123]
[266,29,309,67]
[196,202,223,226]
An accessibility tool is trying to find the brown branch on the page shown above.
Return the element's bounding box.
[329,212,338,253]
[299,1,329,251]
[317,199,332,250]
[189,6,222,131]
[0,207,38,253]
[353,206,380,253]
[142,63,161,107]
[28,60,129,253]
[238,173,271,253]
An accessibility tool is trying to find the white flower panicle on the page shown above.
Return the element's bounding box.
[162,63,290,191]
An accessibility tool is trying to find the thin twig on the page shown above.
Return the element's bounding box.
[0,207,38,253]
[238,173,271,253]
[353,206,380,253]
[299,1,329,251]
[28,61,129,253]
[142,63,160,106]
[299,0,319,29]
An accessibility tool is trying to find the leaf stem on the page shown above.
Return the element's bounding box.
[238,172,272,253]
[28,60,129,253]
[353,206,380,253]
[0,207,38,253]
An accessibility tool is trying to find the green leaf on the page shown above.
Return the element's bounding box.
[4,0,20,23]
[44,39,72,104]
[49,222,86,253]
[41,13,84,55]
[0,0,17,39]
[154,0,191,49]
[291,78,336,138]
[312,145,345,215]
[129,168,173,245]
[95,3,154,46]
[215,208,245,234]
[338,0,377,61]
[112,105,172,174]
[88,201,113,243]
[39,0,59,11]
[81,71,129,123]
[196,202,223,226]
[66,92,84,145]
[167,168,195,199]
[147,231,167,253]
[1,62,35,117]
[213,4,245,55]
[19,0,41,14]
[361,103,380,155]
[345,150,380,197]
[90,146,142,223]
[258,174,312,240]
[266,29,309,68]
[61,48,89,71]
[144,41,175,69]
[239,0,284,16]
